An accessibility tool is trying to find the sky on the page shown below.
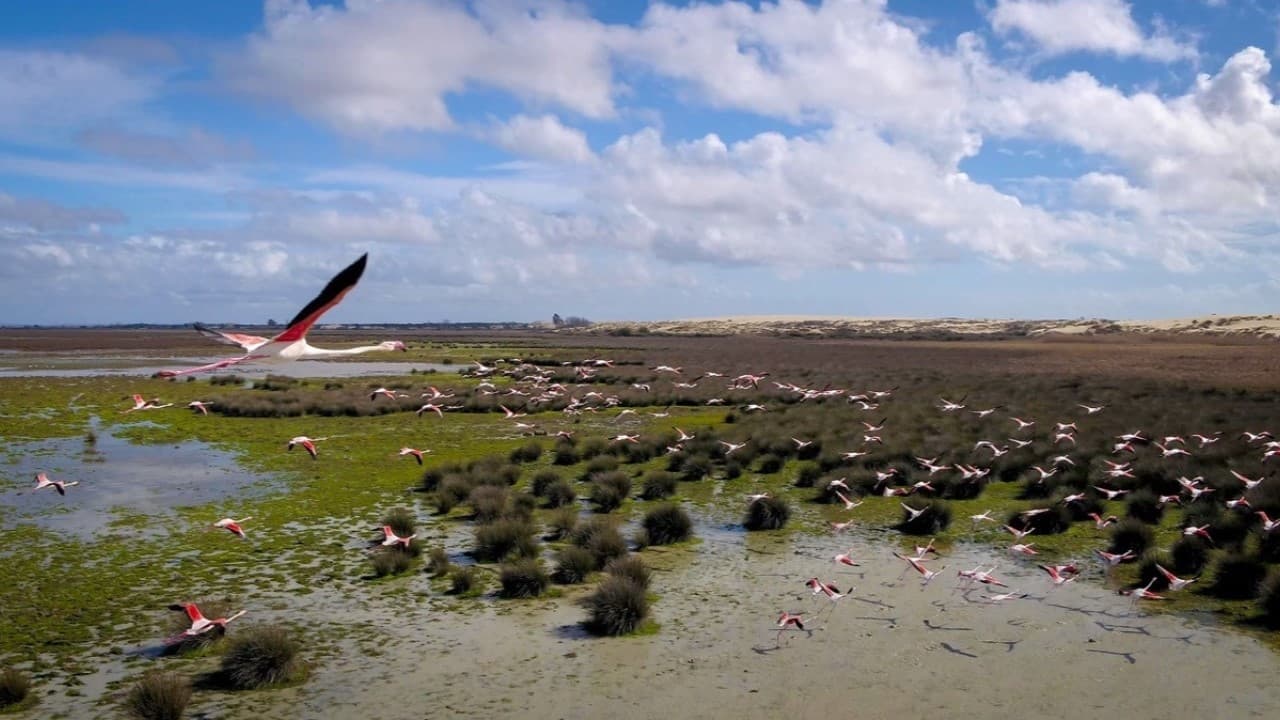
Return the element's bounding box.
[2,0,1280,325]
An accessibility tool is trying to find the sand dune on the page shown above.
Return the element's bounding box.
[579,314,1280,340]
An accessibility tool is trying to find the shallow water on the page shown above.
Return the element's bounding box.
[0,354,454,378]
[272,521,1280,720]
[0,418,278,538]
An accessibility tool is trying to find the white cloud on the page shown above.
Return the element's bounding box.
[0,49,162,144]
[987,0,1196,61]
[228,0,617,134]
[486,114,594,164]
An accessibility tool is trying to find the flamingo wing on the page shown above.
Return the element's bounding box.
[193,323,269,351]
[269,253,368,344]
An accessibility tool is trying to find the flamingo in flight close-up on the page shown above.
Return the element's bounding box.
[158,254,405,377]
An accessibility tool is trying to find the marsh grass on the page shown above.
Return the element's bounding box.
[1171,536,1211,575]
[1108,519,1154,556]
[1259,570,1280,627]
[640,471,678,500]
[542,480,577,508]
[583,576,650,636]
[468,485,509,524]
[590,471,632,513]
[499,558,550,598]
[640,503,693,546]
[1208,553,1267,600]
[605,555,652,590]
[218,625,301,690]
[554,546,596,585]
[124,670,190,720]
[570,517,628,567]
[382,507,417,537]
[0,667,32,711]
[449,566,480,596]
[369,550,413,577]
[544,506,580,541]
[744,496,791,531]
[473,519,538,562]
[426,547,452,578]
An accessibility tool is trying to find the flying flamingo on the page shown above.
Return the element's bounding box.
[213,516,252,539]
[833,489,862,510]
[893,552,946,586]
[123,394,173,413]
[1009,543,1037,556]
[166,603,247,643]
[159,254,406,377]
[775,611,806,645]
[804,577,847,621]
[188,400,214,415]
[969,510,997,529]
[1039,564,1077,588]
[1119,578,1167,606]
[33,472,79,496]
[832,549,860,568]
[286,435,327,459]
[371,387,407,401]
[1257,511,1280,533]
[415,403,445,418]
[1154,564,1197,591]
[1088,513,1119,529]
[1095,548,1136,567]
[376,525,416,550]
[399,447,428,465]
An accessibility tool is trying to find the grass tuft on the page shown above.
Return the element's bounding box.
[124,670,190,720]
[744,496,791,531]
[553,546,597,585]
[219,625,301,690]
[640,503,693,546]
[0,666,32,710]
[499,558,550,598]
[605,555,652,590]
[582,576,650,636]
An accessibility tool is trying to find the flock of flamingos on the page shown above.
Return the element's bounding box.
[25,253,1280,649]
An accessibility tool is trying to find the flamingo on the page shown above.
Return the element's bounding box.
[188,400,214,415]
[893,552,946,586]
[791,437,814,450]
[1120,578,1167,605]
[33,472,79,496]
[1008,438,1034,449]
[1154,564,1197,591]
[862,418,888,432]
[286,435,327,459]
[1183,524,1214,543]
[166,603,247,642]
[399,447,428,465]
[160,255,406,377]
[371,387,407,401]
[938,396,967,412]
[833,490,862,510]
[421,386,455,400]
[1255,511,1280,533]
[804,578,847,620]
[1010,417,1035,430]
[1094,548,1136,567]
[1003,525,1033,540]
[719,441,746,456]
[1225,497,1251,511]
[1009,543,1037,556]
[124,394,173,413]
[415,403,445,418]
[775,611,806,644]
[1078,403,1106,414]
[829,518,857,533]
[1231,470,1264,491]
[985,591,1029,604]
[832,549,860,567]
[900,503,928,522]
[970,510,997,529]
[674,428,696,443]
[1039,564,1077,588]
[376,525,416,550]
[1088,513,1119,529]
[1154,442,1192,458]
[213,516,252,539]
[1091,485,1130,501]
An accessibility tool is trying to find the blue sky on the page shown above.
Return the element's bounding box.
[2,0,1279,324]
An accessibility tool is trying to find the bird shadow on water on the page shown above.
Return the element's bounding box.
[939,642,978,658]
[1086,648,1138,664]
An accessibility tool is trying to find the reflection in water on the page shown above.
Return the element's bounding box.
[0,417,277,538]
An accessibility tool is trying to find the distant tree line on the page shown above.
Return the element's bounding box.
[552,313,591,328]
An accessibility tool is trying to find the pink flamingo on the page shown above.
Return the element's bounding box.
[213,516,252,539]
[775,611,806,644]
[159,255,405,377]
[286,435,327,459]
[399,447,428,465]
[188,400,213,415]
[166,603,247,643]
[33,472,79,496]
[377,525,416,550]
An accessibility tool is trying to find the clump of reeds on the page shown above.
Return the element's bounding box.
[449,567,480,595]
[640,471,678,500]
[553,546,596,585]
[569,517,628,567]
[472,519,538,562]
[604,555,651,590]
[744,496,790,531]
[219,626,301,690]
[0,666,32,710]
[582,576,650,636]
[499,559,550,598]
[124,670,190,720]
[639,503,693,546]
[1107,519,1153,556]
[1208,552,1267,600]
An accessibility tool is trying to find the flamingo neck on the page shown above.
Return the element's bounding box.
[299,343,387,358]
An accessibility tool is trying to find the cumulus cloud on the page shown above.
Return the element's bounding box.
[486,114,595,164]
[78,126,255,169]
[0,49,162,144]
[0,192,126,232]
[987,0,1196,61]
[227,0,617,134]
